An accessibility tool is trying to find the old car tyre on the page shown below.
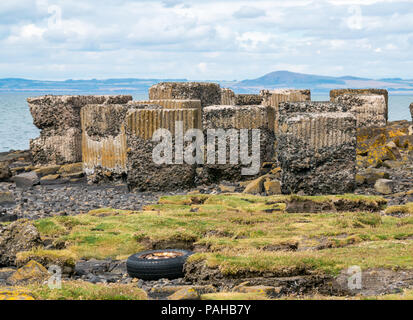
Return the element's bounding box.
[126,249,193,280]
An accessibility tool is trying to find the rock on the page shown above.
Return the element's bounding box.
[58,163,83,175]
[383,160,403,169]
[243,176,266,194]
[150,285,216,299]
[219,184,236,193]
[167,287,201,300]
[0,192,15,206]
[0,268,15,284]
[374,179,395,195]
[0,219,42,266]
[233,285,282,298]
[410,103,413,122]
[0,162,11,181]
[0,288,34,300]
[8,260,49,284]
[34,165,61,177]
[40,174,60,181]
[385,141,402,160]
[12,171,40,188]
[263,180,282,195]
[363,168,390,185]
[355,174,366,185]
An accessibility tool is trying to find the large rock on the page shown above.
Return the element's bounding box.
[8,260,49,284]
[333,94,387,127]
[0,192,15,206]
[28,95,133,165]
[149,82,221,108]
[0,220,42,267]
[12,171,39,188]
[0,163,11,182]
[126,107,201,191]
[374,179,394,195]
[330,89,389,121]
[201,105,275,183]
[277,102,357,195]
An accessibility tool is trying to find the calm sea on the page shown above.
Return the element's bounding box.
[0,92,412,152]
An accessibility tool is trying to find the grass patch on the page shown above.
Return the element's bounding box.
[30,194,413,274]
[25,281,147,300]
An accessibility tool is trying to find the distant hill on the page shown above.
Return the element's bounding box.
[0,71,412,94]
[230,71,413,93]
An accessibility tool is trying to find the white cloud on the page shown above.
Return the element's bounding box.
[0,0,412,80]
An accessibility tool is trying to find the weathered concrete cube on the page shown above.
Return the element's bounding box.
[330,89,389,121]
[126,107,201,191]
[220,89,263,106]
[201,105,275,183]
[277,108,357,195]
[333,94,387,128]
[28,95,133,130]
[149,82,221,108]
[30,128,83,165]
[81,103,150,183]
[261,89,311,108]
[28,95,133,165]
[221,88,235,105]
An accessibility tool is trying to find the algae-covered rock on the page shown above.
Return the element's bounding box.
[8,260,49,284]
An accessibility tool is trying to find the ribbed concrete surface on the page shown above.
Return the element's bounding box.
[281,113,356,149]
[129,99,201,111]
[126,108,202,139]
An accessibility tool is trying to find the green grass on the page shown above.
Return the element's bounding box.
[25,281,147,300]
[26,194,413,275]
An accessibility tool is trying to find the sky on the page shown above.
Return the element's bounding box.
[0,0,412,80]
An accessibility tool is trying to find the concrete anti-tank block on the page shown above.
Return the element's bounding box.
[28,95,133,165]
[201,105,275,183]
[277,101,357,195]
[125,107,202,191]
[330,89,388,121]
[333,94,387,128]
[149,82,221,108]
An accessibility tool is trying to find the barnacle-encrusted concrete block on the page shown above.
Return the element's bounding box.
[129,99,201,111]
[148,82,221,108]
[221,88,236,105]
[277,102,357,195]
[330,89,389,121]
[125,107,201,191]
[220,88,263,105]
[333,94,387,128]
[201,105,275,183]
[81,103,148,183]
[28,95,133,165]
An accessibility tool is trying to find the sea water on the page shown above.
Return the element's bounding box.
[0,92,411,152]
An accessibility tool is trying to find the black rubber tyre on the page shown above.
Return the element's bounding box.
[126,249,193,280]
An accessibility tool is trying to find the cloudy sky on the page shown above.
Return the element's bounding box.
[0,0,412,80]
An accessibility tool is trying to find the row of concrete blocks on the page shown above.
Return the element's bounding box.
[27,82,389,194]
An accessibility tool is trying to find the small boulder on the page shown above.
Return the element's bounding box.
[0,288,35,300]
[243,176,266,195]
[58,163,83,175]
[12,171,39,188]
[363,168,390,185]
[233,285,282,298]
[264,180,282,195]
[0,192,15,206]
[0,219,42,266]
[0,162,11,182]
[34,165,61,177]
[8,260,49,284]
[219,184,236,193]
[374,179,395,195]
[168,287,200,300]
